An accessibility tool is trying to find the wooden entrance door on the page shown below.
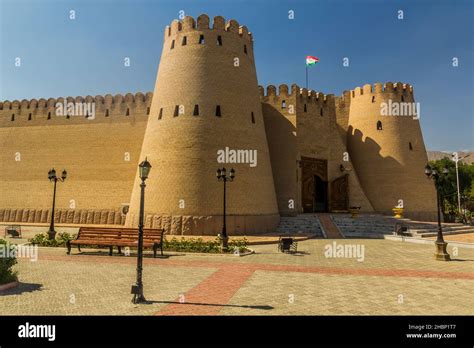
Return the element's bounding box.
[301,157,327,213]
[329,174,349,211]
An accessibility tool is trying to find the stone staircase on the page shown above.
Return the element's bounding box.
[275,214,325,238]
[408,224,474,238]
[332,214,396,238]
[332,213,474,239]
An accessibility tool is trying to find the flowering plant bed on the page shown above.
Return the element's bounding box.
[28,233,250,254]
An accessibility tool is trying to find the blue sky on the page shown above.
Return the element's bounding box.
[0,0,472,151]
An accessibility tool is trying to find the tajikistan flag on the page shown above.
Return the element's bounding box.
[306,55,319,66]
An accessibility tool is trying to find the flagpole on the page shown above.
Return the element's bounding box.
[305,65,308,89]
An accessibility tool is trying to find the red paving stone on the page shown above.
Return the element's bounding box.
[317,213,344,238]
[156,265,255,315]
[40,253,474,280]
[36,252,474,315]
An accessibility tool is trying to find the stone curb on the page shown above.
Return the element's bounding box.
[385,235,474,249]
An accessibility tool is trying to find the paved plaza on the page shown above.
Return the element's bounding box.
[1,238,473,315]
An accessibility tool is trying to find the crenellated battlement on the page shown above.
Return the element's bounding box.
[0,92,154,127]
[164,14,253,42]
[0,92,153,111]
[259,84,335,104]
[348,82,413,98]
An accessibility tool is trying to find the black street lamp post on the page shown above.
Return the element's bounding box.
[216,167,235,250]
[424,164,451,261]
[132,157,152,304]
[47,168,67,240]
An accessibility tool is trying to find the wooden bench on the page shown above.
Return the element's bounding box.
[66,227,165,257]
[4,225,21,238]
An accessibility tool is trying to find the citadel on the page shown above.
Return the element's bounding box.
[0,15,437,235]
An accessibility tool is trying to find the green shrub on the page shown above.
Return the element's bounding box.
[29,232,76,247]
[0,239,18,285]
[229,237,249,254]
[163,237,248,254]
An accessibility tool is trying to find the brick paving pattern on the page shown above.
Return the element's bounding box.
[317,214,344,238]
[0,239,473,315]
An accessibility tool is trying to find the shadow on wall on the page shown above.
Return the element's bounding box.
[347,126,435,218]
[262,104,298,216]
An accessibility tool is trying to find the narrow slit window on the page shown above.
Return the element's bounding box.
[105,109,109,117]
[320,108,323,116]
[377,120,383,130]
[251,112,255,124]
[182,36,187,46]
[199,35,205,44]
[174,105,179,117]
[28,113,32,120]
[409,142,413,150]
[281,100,286,109]
[193,105,199,116]
[215,105,221,117]
[11,114,14,121]
[401,95,405,102]
[171,40,175,49]
[244,44,247,54]
[304,104,307,112]
[146,107,150,115]
[47,112,51,120]
[217,36,222,46]
[372,96,375,103]
[158,108,163,120]
[126,108,130,116]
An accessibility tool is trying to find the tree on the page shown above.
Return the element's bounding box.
[428,157,474,221]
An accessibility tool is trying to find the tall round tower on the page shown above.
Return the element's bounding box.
[126,15,279,235]
[346,82,437,221]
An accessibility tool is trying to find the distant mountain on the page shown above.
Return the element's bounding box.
[427,151,474,164]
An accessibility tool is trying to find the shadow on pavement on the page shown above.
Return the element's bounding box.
[140,300,274,310]
[0,282,42,296]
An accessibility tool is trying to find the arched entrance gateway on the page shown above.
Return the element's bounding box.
[300,156,348,213]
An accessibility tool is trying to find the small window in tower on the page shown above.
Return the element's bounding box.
[320,108,323,116]
[372,96,375,103]
[182,36,187,46]
[304,104,307,112]
[244,44,247,54]
[281,100,286,109]
[193,105,199,116]
[199,35,205,44]
[171,40,175,49]
[401,95,405,102]
[217,36,222,46]
[146,107,150,115]
[215,105,222,117]
[11,114,14,121]
[126,108,130,116]
[409,142,413,151]
[174,105,179,117]
[158,108,163,120]
[67,114,70,119]
[168,27,171,36]
[28,113,32,120]
[251,112,255,124]
[105,109,109,117]
[377,120,383,130]
[47,112,51,120]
